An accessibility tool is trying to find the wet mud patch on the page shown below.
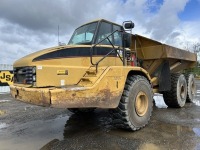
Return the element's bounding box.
[42,111,142,150]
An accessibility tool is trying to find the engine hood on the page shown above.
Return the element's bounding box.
[13,45,92,67]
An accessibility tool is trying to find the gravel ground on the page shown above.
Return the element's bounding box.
[0,80,200,150]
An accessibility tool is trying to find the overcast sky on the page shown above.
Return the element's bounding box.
[0,0,200,64]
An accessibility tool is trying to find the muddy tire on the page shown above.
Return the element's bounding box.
[68,108,95,114]
[109,75,153,131]
[185,73,196,102]
[163,74,187,108]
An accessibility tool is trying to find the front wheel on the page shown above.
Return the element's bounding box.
[109,75,153,131]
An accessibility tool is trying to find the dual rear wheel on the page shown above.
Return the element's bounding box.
[185,74,196,102]
[162,73,196,108]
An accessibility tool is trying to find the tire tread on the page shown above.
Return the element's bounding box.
[162,73,187,108]
[109,75,153,131]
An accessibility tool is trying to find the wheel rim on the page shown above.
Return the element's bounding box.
[135,91,148,117]
[180,84,185,99]
[191,80,195,95]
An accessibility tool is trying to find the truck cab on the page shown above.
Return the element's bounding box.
[12,19,135,88]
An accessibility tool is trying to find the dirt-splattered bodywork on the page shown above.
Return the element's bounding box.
[10,63,150,108]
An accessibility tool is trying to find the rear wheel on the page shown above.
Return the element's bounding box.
[163,74,187,108]
[185,73,196,102]
[109,75,153,131]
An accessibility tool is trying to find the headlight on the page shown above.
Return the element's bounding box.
[32,75,36,82]
[32,67,36,74]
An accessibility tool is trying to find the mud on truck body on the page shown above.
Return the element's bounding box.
[10,19,197,131]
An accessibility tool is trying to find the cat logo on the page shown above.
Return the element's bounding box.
[0,71,13,86]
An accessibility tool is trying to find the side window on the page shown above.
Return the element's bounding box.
[113,25,122,46]
[96,22,112,45]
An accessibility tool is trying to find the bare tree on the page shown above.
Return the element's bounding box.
[193,43,200,54]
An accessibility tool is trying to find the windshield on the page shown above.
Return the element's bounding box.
[68,22,97,45]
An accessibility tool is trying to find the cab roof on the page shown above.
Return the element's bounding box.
[76,19,122,30]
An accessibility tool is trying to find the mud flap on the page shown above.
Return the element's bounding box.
[158,61,171,92]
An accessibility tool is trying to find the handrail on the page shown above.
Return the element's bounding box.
[90,30,123,72]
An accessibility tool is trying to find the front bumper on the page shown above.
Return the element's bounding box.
[10,85,121,108]
[10,85,51,106]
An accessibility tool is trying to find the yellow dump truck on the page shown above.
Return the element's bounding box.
[10,19,197,131]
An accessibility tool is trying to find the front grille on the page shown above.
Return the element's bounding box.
[14,66,36,84]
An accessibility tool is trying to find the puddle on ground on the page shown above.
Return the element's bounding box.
[193,99,200,106]
[154,94,168,108]
[1,105,200,149]
[193,128,200,137]
[0,123,7,130]
[41,110,200,150]
[109,122,199,149]
[0,115,70,150]
[0,99,11,103]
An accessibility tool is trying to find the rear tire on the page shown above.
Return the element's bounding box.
[109,75,153,131]
[163,74,187,108]
[185,73,196,102]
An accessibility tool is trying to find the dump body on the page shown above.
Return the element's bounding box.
[130,35,197,75]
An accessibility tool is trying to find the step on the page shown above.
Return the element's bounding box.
[85,68,105,77]
[78,67,107,86]
[80,77,97,83]
[86,70,97,75]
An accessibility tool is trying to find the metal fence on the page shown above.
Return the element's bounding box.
[0,64,13,93]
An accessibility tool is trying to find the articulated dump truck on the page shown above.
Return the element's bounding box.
[10,19,197,131]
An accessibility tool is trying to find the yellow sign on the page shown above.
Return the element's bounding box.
[0,71,13,86]
[57,70,68,75]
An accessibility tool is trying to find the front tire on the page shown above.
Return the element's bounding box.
[109,75,153,131]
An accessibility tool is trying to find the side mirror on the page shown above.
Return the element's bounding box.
[123,21,134,30]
